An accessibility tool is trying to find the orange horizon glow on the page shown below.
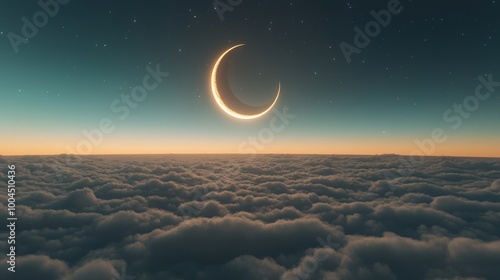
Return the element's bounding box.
[3,137,499,158]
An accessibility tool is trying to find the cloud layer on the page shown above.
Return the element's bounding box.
[0,154,499,280]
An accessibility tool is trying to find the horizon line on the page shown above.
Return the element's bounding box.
[2,152,500,159]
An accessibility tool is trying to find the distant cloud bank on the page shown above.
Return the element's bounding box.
[0,155,499,280]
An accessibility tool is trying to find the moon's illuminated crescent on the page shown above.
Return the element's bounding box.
[210,44,280,120]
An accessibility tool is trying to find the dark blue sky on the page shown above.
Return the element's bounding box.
[1,0,499,156]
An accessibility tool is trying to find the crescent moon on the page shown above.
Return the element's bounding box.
[210,44,280,120]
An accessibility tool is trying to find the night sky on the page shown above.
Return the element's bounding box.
[1,0,499,156]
